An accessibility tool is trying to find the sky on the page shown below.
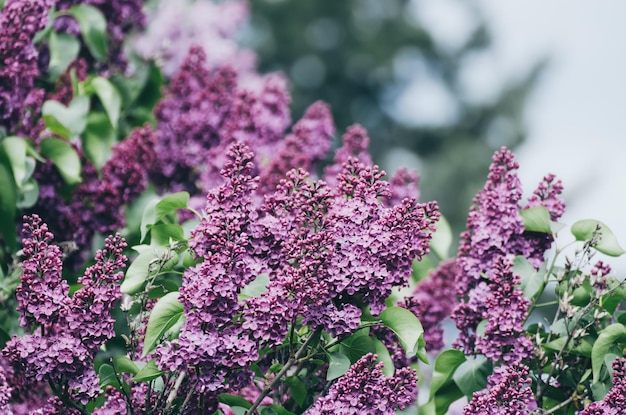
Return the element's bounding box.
[410,0,626,268]
[479,0,626,268]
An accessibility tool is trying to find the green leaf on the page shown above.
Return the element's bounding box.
[285,376,307,408]
[520,206,552,234]
[452,355,492,398]
[42,96,90,139]
[98,363,121,389]
[0,154,17,251]
[48,31,80,79]
[0,136,27,188]
[132,359,164,382]
[430,214,452,259]
[142,291,184,357]
[88,77,122,127]
[241,273,270,298]
[83,112,116,170]
[69,4,107,60]
[40,138,82,185]
[120,246,169,294]
[430,349,466,399]
[372,337,394,377]
[156,191,190,220]
[218,394,252,409]
[327,351,351,381]
[259,405,295,415]
[341,334,375,364]
[112,356,139,375]
[150,224,185,246]
[140,192,190,242]
[571,219,625,257]
[380,306,424,358]
[515,255,544,301]
[592,323,626,382]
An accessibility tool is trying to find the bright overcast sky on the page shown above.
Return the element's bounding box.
[409,0,626,268]
[478,0,626,268]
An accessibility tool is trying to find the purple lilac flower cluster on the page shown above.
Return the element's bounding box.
[148,45,297,209]
[463,363,536,415]
[473,257,533,363]
[155,143,262,407]
[0,0,52,135]
[155,141,437,408]
[580,357,626,415]
[306,353,417,415]
[452,147,564,359]
[2,215,127,409]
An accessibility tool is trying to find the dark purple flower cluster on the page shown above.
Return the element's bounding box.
[463,363,536,415]
[452,147,564,356]
[3,215,127,409]
[401,259,458,352]
[580,357,626,415]
[306,353,417,414]
[0,0,52,135]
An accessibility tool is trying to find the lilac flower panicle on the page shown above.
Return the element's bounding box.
[473,257,533,363]
[580,357,626,415]
[306,353,417,415]
[0,0,52,135]
[4,216,128,409]
[401,259,458,352]
[16,215,70,330]
[452,147,564,356]
[463,363,536,415]
[156,143,262,407]
[67,233,127,353]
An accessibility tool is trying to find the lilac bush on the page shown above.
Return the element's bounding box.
[1,0,626,414]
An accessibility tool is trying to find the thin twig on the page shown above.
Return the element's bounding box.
[245,328,322,415]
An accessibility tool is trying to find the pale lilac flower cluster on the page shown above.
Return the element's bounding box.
[463,363,536,415]
[452,147,564,357]
[401,259,458,352]
[0,0,52,135]
[580,357,626,415]
[3,215,127,409]
[134,0,254,77]
[306,353,417,415]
